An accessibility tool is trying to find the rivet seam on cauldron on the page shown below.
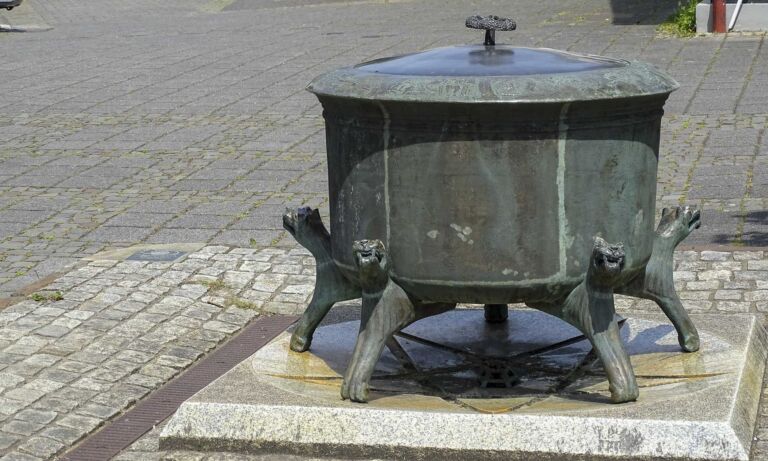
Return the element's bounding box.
[557,102,573,276]
[378,100,392,248]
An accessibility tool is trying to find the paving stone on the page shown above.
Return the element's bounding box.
[686,280,721,290]
[156,355,194,369]
[114,350,155,364]
[71,377,112,392]
[202,320,241,334]
[15,409,57,425]
[736,271,768,281]
[170,316,204,329]
[2,419,45,436]
[724,281,753,290]
[0,452,43,461]
[16,435,65,458]
[715,301,752,312]
[26,379,65,393]
[700,251,731,261]
[57,361,96,374]
[714,290,742,300]
[31,396,79,414]
[0,373,25,388]
[147,296,194,315]
[76,402,120,420]
[56,414,102,433]
[251,273,287,292]
[0,398,26,417]
[697,270,733,281]
[0,433,20,450]
[38,425,85,445]
[88,367,133,383]
[124,373,165,389]
[4,387,46,405]
[54,387,97,406]
[34,325,72,338]
[747,260,768,270]
[140,364,178,381]
[33,308,65,317]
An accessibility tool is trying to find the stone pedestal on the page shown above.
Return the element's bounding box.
[161,310,766,461]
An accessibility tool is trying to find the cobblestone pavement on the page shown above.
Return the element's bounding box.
[0,246,766,459]
[0,0,766,296]
[0,244,315,460]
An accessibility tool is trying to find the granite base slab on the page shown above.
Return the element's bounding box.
[160,310,767,461]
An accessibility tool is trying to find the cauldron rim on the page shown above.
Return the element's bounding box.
[307,53,678,104]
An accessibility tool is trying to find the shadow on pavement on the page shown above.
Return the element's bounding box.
[713,210,768,247]
[609,0,680,25]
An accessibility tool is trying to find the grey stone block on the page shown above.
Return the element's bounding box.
[161,311,767,461]
[16,435,65,458]
[2,419,45,437]
[38,425,85,445]
[15,409,56,425]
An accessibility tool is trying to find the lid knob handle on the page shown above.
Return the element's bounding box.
[465,15,516,46]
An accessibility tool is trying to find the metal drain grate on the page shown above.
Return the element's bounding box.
[59,314,298,461]
[126,249,187,262]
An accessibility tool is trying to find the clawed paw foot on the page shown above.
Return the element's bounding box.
[679,331,700,352]
[289,331,311,352]
[341,377,370,403]
[657,206,701,242]
[604,362,639,403]
[610,384,639,404]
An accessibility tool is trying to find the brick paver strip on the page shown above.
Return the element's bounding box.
[59,314,297,461]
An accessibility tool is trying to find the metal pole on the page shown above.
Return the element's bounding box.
[728,0,743,31]
[712,0,727,33]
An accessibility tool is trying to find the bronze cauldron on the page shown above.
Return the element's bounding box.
[283,16,700,404]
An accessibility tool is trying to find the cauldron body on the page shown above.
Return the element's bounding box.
[318,95,663,304]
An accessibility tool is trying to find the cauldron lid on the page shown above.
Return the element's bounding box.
[307,15,678,104]
[353,46,625,78]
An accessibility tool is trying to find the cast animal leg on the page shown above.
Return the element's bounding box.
[561,237,638,404]
[342,239,452,402]
[618,206,701,352]
[282,207,359,352]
